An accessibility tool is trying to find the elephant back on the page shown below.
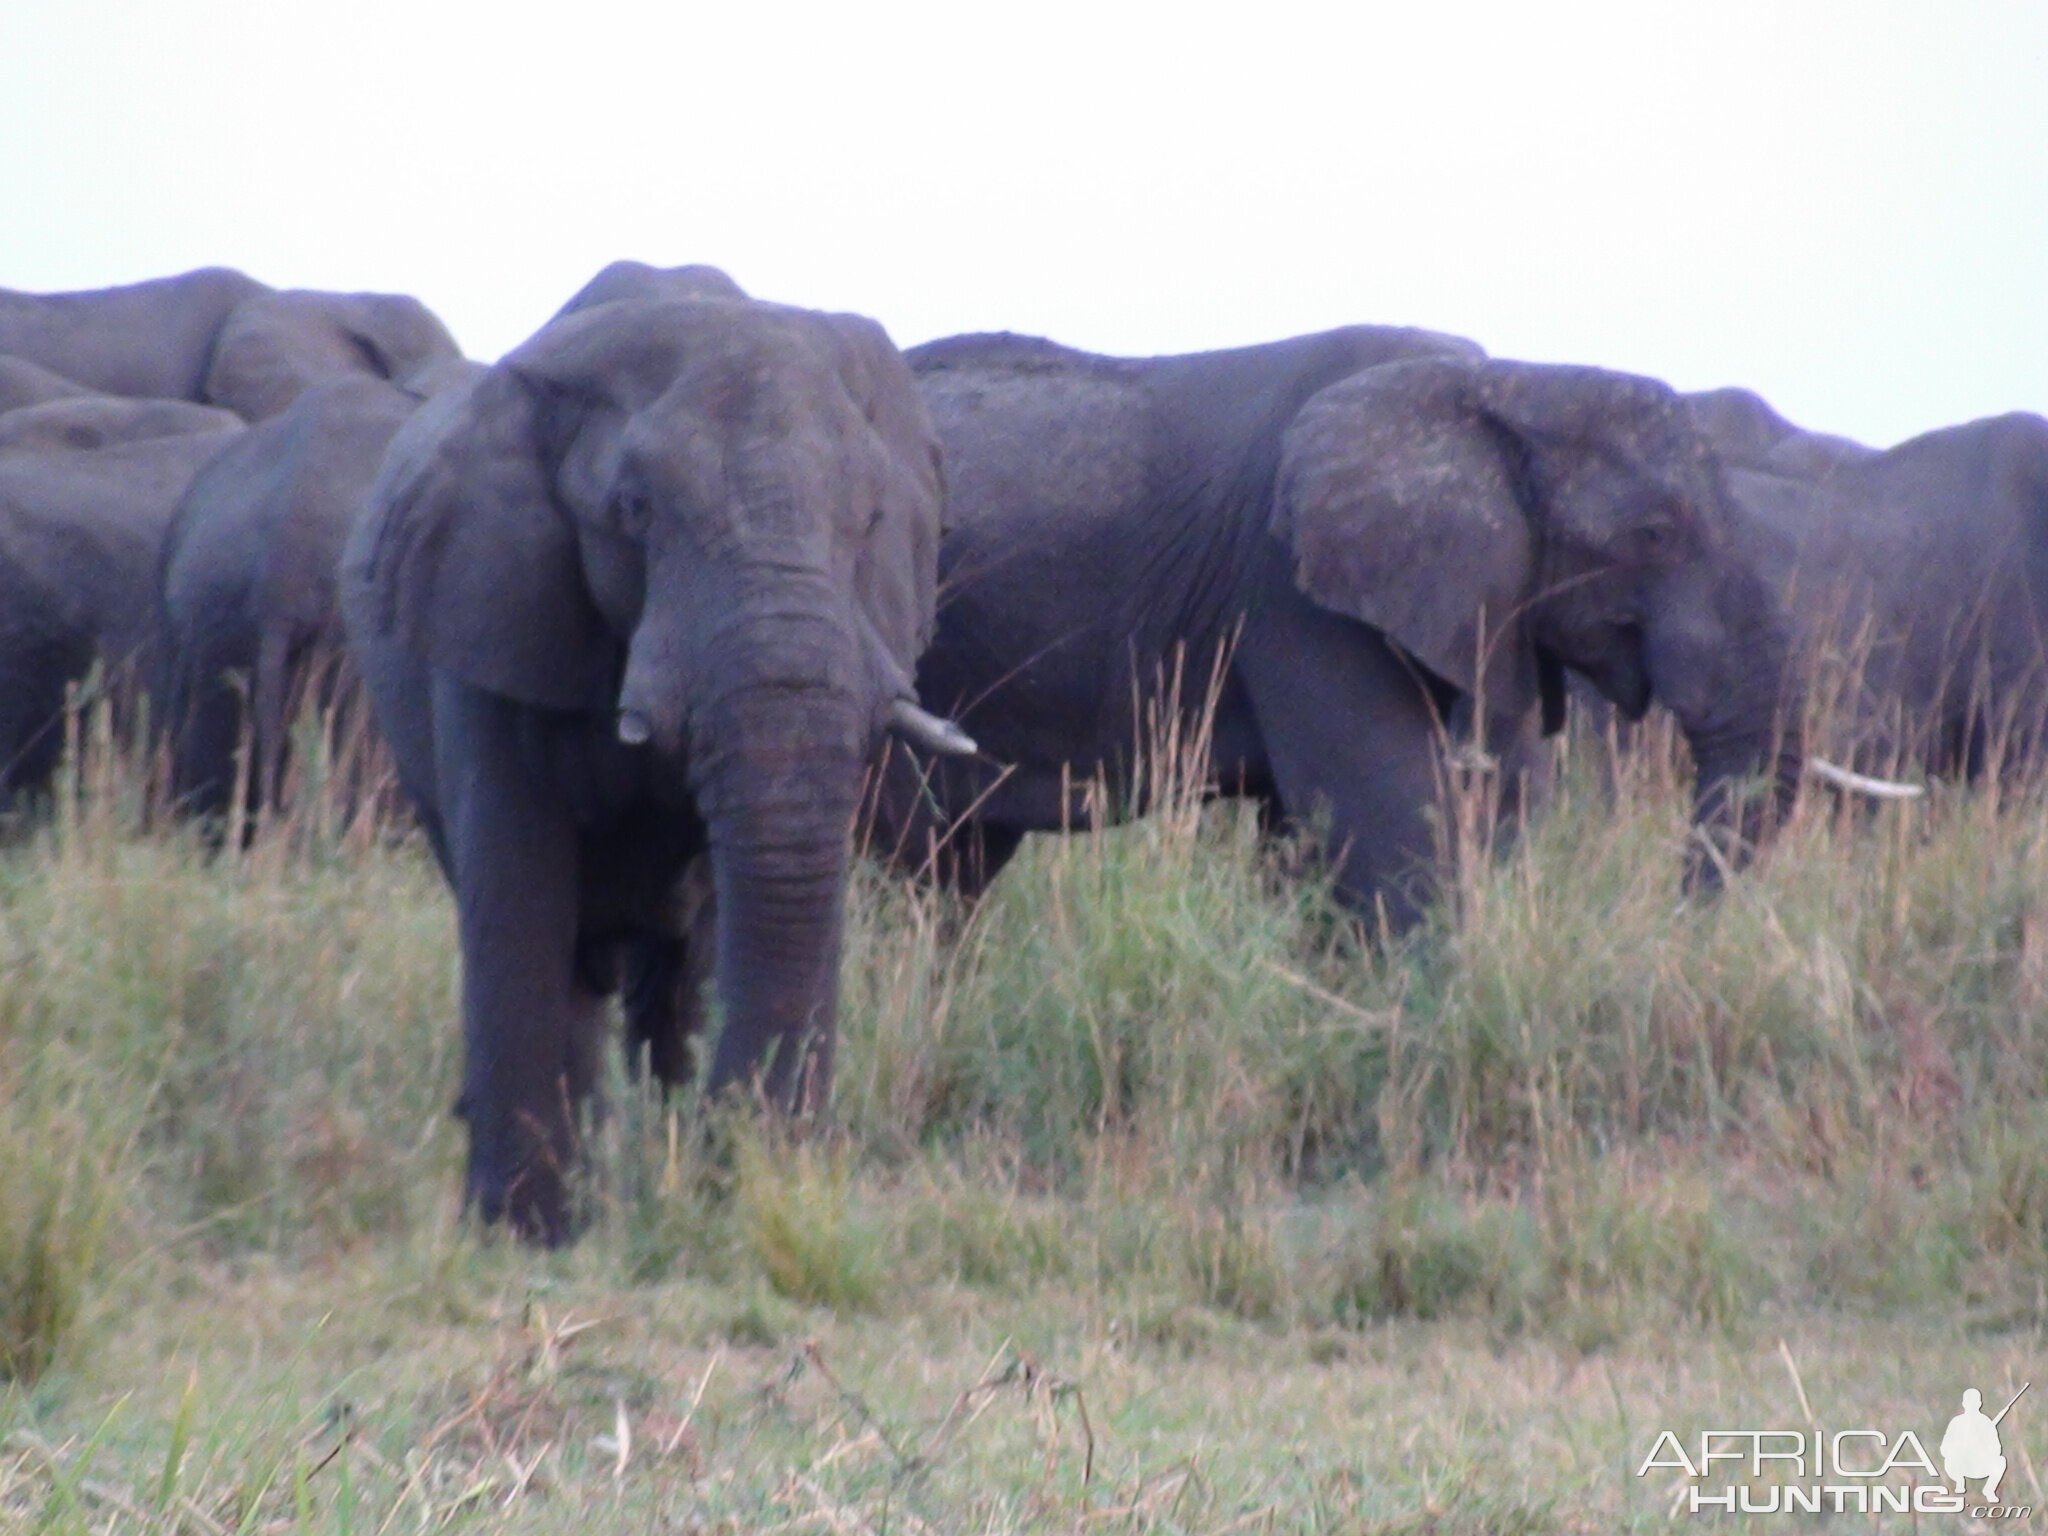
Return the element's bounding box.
[0,267,270,403]
[0,420,246,664]
[1688,386,1875,479]
[912,334,1151,544]
[0,396,243,454]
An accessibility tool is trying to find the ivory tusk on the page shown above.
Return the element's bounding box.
[1806,756,1925,800]
[616,708,654,746]
[887,697,978,757]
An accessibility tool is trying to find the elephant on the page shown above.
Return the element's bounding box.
[1690,392,2048,779]
[0,355,98,416]
[869,330,1804,928]
[0,396,244,808]
[202,288,464,423]
[0,395,241,454]
[340,261,959,1243]
[0,268,267,404]
[1686,387,1874,479]
[0,268,463,422]
[543,259,745,318]
[158,363,483,829]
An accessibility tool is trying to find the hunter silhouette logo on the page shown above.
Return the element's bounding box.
[1639,1380,2035,1518]
[1942,1385,2026,1503]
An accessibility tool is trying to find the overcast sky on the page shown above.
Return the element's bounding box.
[3,0,2042,447]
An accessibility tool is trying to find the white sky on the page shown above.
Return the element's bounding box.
[3,0,2042,448]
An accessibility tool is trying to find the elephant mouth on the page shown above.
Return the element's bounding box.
[1574,629,1653,720]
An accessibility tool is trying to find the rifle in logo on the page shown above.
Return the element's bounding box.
[1941,1383,2029,1502]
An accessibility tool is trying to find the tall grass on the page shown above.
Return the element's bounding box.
[3,672,2048,1393]
[0,702,457,1382]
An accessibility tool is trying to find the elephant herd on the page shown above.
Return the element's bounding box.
[0,267,473,818]
[2,260,2039,1243]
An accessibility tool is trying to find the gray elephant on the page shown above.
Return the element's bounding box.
[341,262,960,1243]
[0,395,241,454]
[202,288,463,423]
[0,395,244,808]
[0,267,462,422]
[0,355,99,415]
[0,268,266,402]
[1692,391,2048,778]
[1686,387,1874,479]
[158,363,483,828]
[871,331,1803,927]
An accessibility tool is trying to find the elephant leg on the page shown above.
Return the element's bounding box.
[251,628,295,816]
[1236,590,1450,931]
[620,932,715,1091]
[433,677,600,1245]
[621,937,686,1086]
[621,855,718,1091]
[944,820,1026,902]
[1469,707,1552,843]
[173,681,243,825]
[0,637,91,814]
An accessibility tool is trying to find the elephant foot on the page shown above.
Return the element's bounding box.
[464,1133,579,1248]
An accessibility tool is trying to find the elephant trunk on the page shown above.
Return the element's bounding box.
[1683,715,1802,886]
[622,575,874,1109]
[1652,564,1804,885]
[689,676,868,1110]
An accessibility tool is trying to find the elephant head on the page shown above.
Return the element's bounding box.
[354,272,948,1111]
[548,259,747,319]
[1686,387,1875,479]
[204,289,465,422]
[1276,356,1802,868]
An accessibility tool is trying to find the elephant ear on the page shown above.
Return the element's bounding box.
[1273,356,1539,722]
[352,366,613,709]
[821,312,945,672]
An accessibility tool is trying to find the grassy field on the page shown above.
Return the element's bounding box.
[1,711,2044,1532]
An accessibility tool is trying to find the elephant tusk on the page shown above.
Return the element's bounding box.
[1805,756,1925,800]
[888,697,978,757]
[617,709,654,747]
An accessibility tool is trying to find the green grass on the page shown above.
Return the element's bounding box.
[1,704,2046,1530]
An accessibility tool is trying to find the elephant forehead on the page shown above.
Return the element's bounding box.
[621,387,871,496]
[662,348,864,440]
[922,369,1150,530]
[518,299,845,409]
